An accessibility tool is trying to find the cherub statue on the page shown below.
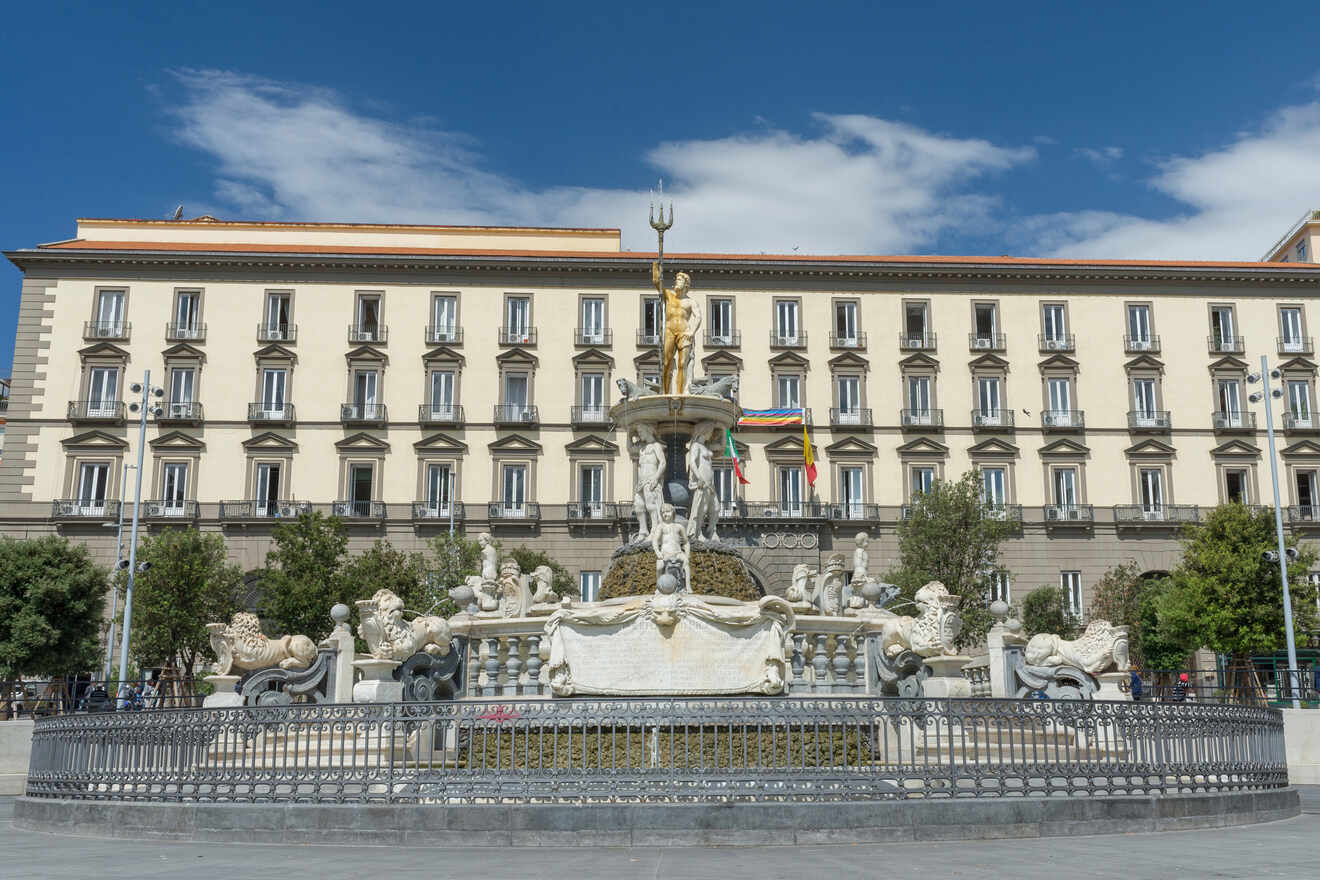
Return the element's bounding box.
[652,503,690,591]
[356,589,452,662]
[206,612,317,676]
[851,532,870,586]
[477,532,500,612]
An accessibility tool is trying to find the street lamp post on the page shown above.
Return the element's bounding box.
[116,372,163,705]
[1249,355,1303,709]
[102,463,134,681]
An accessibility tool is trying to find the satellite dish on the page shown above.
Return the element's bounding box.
[172,205,184,221]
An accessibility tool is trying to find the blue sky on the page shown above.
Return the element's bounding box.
[4,1,1320,370]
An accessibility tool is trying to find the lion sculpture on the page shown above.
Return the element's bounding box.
[356,589,452,662]
[1025,620,1130,675]
[879,581,963,658]
[207,612,317,676]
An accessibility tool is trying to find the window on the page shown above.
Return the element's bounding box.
[580,571,601,603]
[641,371,661,389]
[911,466,934,498]
[1060,571,1082,618]
[578,465,604,516]
[580,298,605,343]
[87,367,119,417]
[1132,378,1158,419]
[265,292,292,339]
[505,296,531,341]
[840,466,865,518]
[504,373,530,412]
[429,370,456,419]
[642,297,664,343]
[977,377,1002,423]
[775,300,800,343]
[168,368,195,419]
[1217,379,1243,426]
[973,303,997,342]
[355,294,382,341]
[1281,307,1305,352]
[431,295,458,342]
[174,290,201,337]
[836,376,861,424]
[501,464,528,516]
[351,369,379,420]
[988,571,1011,604]
[1052,467,1078,507]
[1288,380,1312,427]
[907,375,932,420]
[161,462,188,514]
[1297,469,1318,515]
[255,463,281,515]
[1225,468,1248,504]
[834,301,858,345]
[776,374,801,409]
[1299,240,1309,261]
[714,466,736,512]
[348,464,374,515]
[904,302,929,344]
[94,289,125,336]
[261,368,287,415]
[76,462,109,514]
[579,373,606,421]
[777,466,803,515]
[981,467,1006,509]
[1042,304,1067,343]
[1210,306,1236,349]
[1139,467,1164,516]
[426,463,452,515]
[709,299,733,342]
[1046,378,1074,425]
[1127,304,1152,348]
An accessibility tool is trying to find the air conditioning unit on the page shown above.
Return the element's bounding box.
[974,337,992,349]
[1143,508,1164,522]
[1045,506,1061,521]
[1067,508,1082,520]
[520,409,536,422]
[1153,415,1169,429]
[265,328,284,340]
[276,504,300,518]
[1043,412,1058,427]
[1044,338,1064,351]
[902,412,920,426]
[1213,413,1229,429]
[1129,339,1150,351]
[56,501,78,516]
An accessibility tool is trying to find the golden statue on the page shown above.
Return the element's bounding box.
[652,260,701,394]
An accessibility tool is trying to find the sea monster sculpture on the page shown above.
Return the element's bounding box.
[356,589,452,662]
[206,611,317,676]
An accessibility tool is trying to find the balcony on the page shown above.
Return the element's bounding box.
[1212,411,1256,432]
[829,502,881,521]
[67,400,126,424]
[1043,504,1094,525]
[1127,410,1172,432]
[983,504,1024,525]
[500,327,537,345]
[257,323,297,343]
[1038,334,1075,353]
[1041,409,1084,431]
[566,502,619,521]
[156,401,203,425]
[571,405,611,428]
[900,408,943,429]
[704,330,741,348]
[1284,412,1319,432]
[247,402,295,425]
[1208,335,1245,354]
[487,502,542,521]
[740,501,826,519]
[340,403,388,425]
[1114,504,1200,525]
[412,502,466,522]
[770,331,808,349]
[636,329,662,347]
[141,500,199,520]
[1124,335,1160,354]
[574,328,612,346]
[830,407,872,427]
[898,332,937,351]
[219,500,311,520]
[971,409,1015,430]
[969,333,1006,352]
[1279,336,1314,356]
[494,404,539,426]
[332,500,386,520]
[348,324,388,344]
[1287,505,1320,525]
[50,499,121,520]
[426,325,463,345]
[418,403,463,426]
[82,321,130,341]
[828,332,867,350]
[166,322,206,342]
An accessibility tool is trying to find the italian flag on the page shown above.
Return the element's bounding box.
[725,429,750,484]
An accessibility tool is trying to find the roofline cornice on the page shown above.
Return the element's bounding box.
[9,247,1320,285]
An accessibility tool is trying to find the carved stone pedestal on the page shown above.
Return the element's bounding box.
[202,675,243,708]
[352,659,402,703]
[1096,671,1133,701]
[922,656,973,699]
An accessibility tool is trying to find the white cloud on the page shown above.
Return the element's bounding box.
[1074,145,1123,167]
[167,69,1035,254]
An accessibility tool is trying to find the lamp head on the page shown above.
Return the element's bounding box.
[130,382,143,394]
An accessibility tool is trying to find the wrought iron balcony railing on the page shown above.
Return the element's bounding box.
[68,400,126,422]
[969,332,1006,351]
[704,330,741,347]
[332,500,387,519]
[898,332,936,351]
[50,500,121,520]
[142,500,199,520]
[565,502,619,521]
[1041,409,1085,430]
[257,323,297,343]
[829,502,881,521]
[1123,335,1160,353]
[983,504,1024,523]
[1043,504,1094,524]
[219,500,312,520]
[494,404,539,425]
[82,321,129,340]
[1212,411,1256,431]
[1208,335,1245,354]
[828,332,866,349]
[412,502,466,522]
[165,322,205,341]
[348,324,388,344]
[740,501,826,519]
[418,404,463,425]
[830,407,872,427]
[971,408,1015,430]
[636,329,662,347]
[1038,333,1075,352]
[1284,411,1319,431]
[1278,336,1314,356]
[900,408,942,429]
[571,405,611,427]
[248,402,295,423]
[426,325,463,344]
[574,327,612,346]
[1288,505,1320,524]
[770,331,808,348]
[499,327,537,345]
[1114,504,1200,524]
[1127,410,1172,431]
[340,403,388,424]
[487,502,542,521]
[157,401,203,424]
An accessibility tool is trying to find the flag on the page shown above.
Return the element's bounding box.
[725,429,750,484]
[802,416,817,487]
[737,408,804,427]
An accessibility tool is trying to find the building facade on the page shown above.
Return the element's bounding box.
[6,217,1320,612]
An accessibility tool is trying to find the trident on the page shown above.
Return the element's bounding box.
[649,179,673,281]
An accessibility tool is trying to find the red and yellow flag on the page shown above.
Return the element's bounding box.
[802,416,817,487]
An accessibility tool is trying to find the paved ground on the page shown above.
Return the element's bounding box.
[2,791,1318,880]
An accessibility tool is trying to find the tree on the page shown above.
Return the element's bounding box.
[257,512,351,641]
[1156,504,1318,669]
[340,539,430,614]
[888,470,1018,648]
[424,533,482,616]
[126,528,244,673]
[1020,586,1081,640]
[507,546,575,599]
[1088,562,1192,668]
[0,536,109,678]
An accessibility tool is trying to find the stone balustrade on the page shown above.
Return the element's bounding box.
[963,655,992,697]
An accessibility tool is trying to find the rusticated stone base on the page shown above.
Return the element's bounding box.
[601,544,760,601]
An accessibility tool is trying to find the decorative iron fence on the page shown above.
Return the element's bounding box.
[24,697,1286,804]
[4,678,205,719]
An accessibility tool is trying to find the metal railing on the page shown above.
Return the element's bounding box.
[1041,409,1084,430]
[1213,411,1256,431]
[573,328,612,346]
[1127,410,1172,431]
[332,501,386,519]
[219,500,312,520]
[1283,411,1318,431]
[1278,336,1313,355]
[828,332,866,349]
[256,324,297,343]
[770,331,807,348]
[165,322,206,341]
[142,500,199,520]
[22,697,1288,804]
[898,332,936,350]
[636,329,661,347]
[704,330,741,347]
[969,332,1006,351]
[50,500,121,520]
[1260,208,1320,260]
[82,321,130,340]
[1287,505,1320,524]
[1124,335,1160,353]
[1125,668,1319,706]
[426,325,463,344]
[565,502,619,521]
[487,502,541,521]
[830,502,881,520]
[247,402,295,423]
[1114,504,1200,524]
[570,405,611,427]
[157,401,203,423]
[1043,504,1094,524]
[3,678,205,719]
[348,324,388,344]
[341,403,388,424]
[971,409,1014,429]
[412,502,465,522]
[418,404,463,425]
[67,400,126,422]
[900,408,942,428]
[1208,335,1246,354]
[830,407,872,427]
[494,404,539,425]
[500,327,537,345]
[732,501,827,519]
[1038,333,1075,352]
